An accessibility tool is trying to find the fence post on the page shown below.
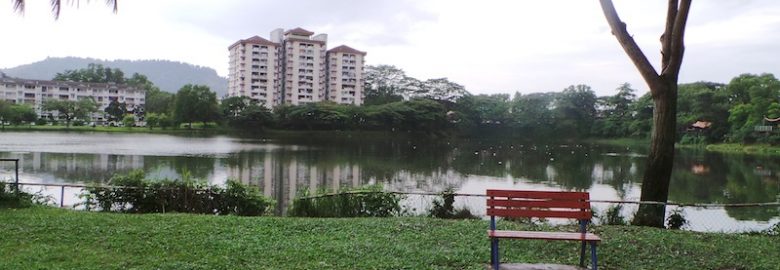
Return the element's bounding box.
[60,186,65,207]
[14,159,19,196]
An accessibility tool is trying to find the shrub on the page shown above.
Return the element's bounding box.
[0,183,50,208]
[79,171,274,216]
[428,188,478,219]
[666,208,688,230]
[289,186,403,217]
[601,204,627,225]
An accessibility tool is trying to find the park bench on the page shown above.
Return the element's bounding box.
[487,189,600,270]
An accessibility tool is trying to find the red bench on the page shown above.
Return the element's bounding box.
[487,189,600,270]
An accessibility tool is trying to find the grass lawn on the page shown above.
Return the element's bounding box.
[1,207,777,270]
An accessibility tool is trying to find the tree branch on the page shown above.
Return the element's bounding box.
[599,0,662,91]
[663,0,692,78]
[661,0,678,72]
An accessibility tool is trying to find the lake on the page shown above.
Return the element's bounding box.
[1,131,778,232]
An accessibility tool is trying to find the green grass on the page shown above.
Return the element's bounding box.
[705,143,780,156]
[1,207,777,270]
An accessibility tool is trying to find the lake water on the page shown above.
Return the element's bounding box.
[1,131,778,232]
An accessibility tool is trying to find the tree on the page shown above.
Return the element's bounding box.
[0,101,11,130]
[594,83,637,137]
[220,96,274,130]
[9,104,37,126]
[600,0,692,227]
[13,0,117,19]
[122,115,135,128]
[554,85,598,138]
[725,74,780,143]
[104,100,127,122]
[127,73,172,114]
[363,65,417,105]
[42,98,98,128]
[53,63,125,84]
[173,84,219,127]
[419,78,469,102]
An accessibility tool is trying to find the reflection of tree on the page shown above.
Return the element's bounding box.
[668,149,729,203]
[546,146,596,191]
[721,155,779,221]
[143,156,215,181]
[669,150,779,221]
[598,151,641,199]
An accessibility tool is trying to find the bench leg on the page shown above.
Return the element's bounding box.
[590,242,598,270]
[491,238,499,270]
[579,240,587,268]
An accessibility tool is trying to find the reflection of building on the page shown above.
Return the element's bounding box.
[0,77,145,122]
[227,27,366,108]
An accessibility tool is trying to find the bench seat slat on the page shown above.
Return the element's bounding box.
[488,199,589,209]
[487,208,591,219]
[488,230,601,242]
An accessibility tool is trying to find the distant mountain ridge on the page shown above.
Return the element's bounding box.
[2,57,227,96]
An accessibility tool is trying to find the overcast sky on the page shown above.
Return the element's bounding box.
[2,0,779,96]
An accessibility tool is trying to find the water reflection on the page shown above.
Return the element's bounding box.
[1,132,778,229]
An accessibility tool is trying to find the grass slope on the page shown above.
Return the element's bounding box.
[1,208,777,270]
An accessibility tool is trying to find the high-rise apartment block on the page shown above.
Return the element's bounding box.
[228,27,365,109]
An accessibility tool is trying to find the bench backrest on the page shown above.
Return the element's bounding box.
[486,189,592,221]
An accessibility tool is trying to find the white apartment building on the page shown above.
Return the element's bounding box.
[0,77,145,122]
[326,45,366,105]
[280,28,328,105]
[227,27,366,108]
[227,36,282,109]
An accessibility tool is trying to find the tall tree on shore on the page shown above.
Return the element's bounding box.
[42,98,98,128]
[173,84,219,127]
[13,0,117,19]
[599,0,692,227]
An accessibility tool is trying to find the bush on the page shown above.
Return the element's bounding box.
[600,204,627,225]
[428,188,477,219]
[0,183,50,208]
[79,171,274,216]
[289,186,403,217]
[666,208,688,230]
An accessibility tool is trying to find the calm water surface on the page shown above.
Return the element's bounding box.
[1,131,778,232]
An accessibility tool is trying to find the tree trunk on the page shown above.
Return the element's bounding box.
[633,80,677,227]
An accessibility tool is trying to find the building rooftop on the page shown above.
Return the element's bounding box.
[228,36,279,49]
[327,45,367,55]
[284,27,314,36]
[1,77,141,91]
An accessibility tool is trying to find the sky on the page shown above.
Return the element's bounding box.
[2,0,780,96]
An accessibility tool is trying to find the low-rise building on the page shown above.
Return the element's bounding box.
[0,77,145,123]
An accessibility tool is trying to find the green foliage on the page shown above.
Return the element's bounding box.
[0,101,37,128]
[53,63,125,84]
[121,115,135,127]
[103,100,127,122]
[666,208,688,230]
[41,98,98,127]
[289,186,404,217]
[221,96,273,130]
[79,171,274,216]
[0,183,50,208]
[600,204,627,225]
[554,84,598,137]
[173,84,220,126]
[428,188,478,219]
[725,74,780,143]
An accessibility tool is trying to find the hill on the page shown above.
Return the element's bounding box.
[2,57,227,96]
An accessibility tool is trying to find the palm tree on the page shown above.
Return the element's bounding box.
[13,0,117,19]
